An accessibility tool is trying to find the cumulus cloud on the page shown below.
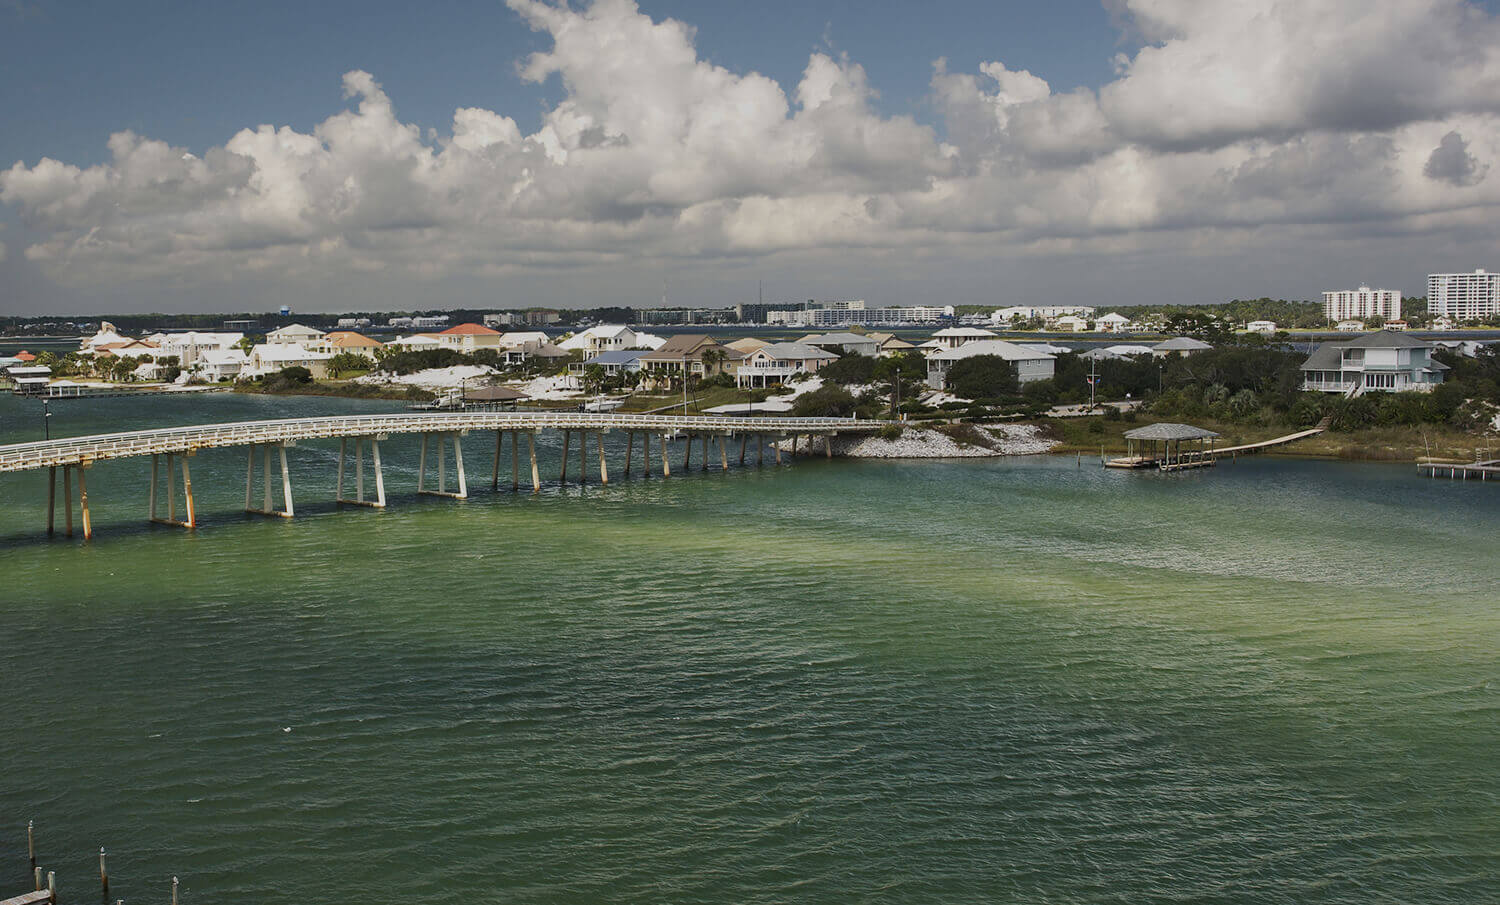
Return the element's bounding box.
[4,0,1500,295]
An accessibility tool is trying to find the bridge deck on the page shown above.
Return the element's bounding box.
[0,412,879,473]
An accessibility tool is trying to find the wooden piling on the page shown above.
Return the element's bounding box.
[661,433,671,477]
[492,431,502,490]
[757,434,764,466]
[682,433,692,471]
[719,435,728,470]
[597,432,608,484]
[171,875,179,905]
[624,430,634,477]
[701,433,709,471]
[643,431,651,478]
[63,466,74,538]
[28,821,35,873]
[578,430,588,485]
[100,846,108,900]
[739,434,747,465]
[47,468,57,536]
[511,432,520,491]
[560,430,570,483]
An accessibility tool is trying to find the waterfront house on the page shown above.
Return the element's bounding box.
[734,342,839,388]
[1300,330,1448,394]
[146,331,245,368]
[196,348,249,381]
[1245,320,1279,334]
[557,325,666,354]
[638,334,743,384]
[569,350,645,377]
[1096,313,1131,333]
[248,343,335,378]
[1052,315,1090,332]
[726,337,771,355]
[318,331,384,357]
[436,323,507,353]
[1152,337,1213,357]
[79,321,133,353]
[926,340,1056,390]
[801,332,880,357]
[266,324,326,347]
[1336,320,1366,332]
[931,327,999,348]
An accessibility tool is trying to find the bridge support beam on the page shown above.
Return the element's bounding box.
[701,433,709,471]
[560,430,571,483]
[660,433,671,477]
[245,443,294,518]
[527,432,541,493]
[418,432,467,499]
[739,434,747,465]
[719,434,729,471]
[624,431,634,477]
[682,433,692,472]
[336,435,386,508]
[149,452,197,529]
[578,429,588,485]
[775,434,783,465]
[597,432,609,485]
[642,430,651,478]
[757,433,764,466]
[826,434,834,458]
[50,462,94,539]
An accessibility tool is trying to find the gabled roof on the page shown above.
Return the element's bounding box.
[803,332,874,345]
[637,334,720,360]
[465,385,529,401]
[1097,312,1130,322]
[725,337,771,353]
[755,342,840,361]
[439,323,502,336]
[325,331,383,348]
[933,327,998,337]
[268,323,325,336]
[1153,337,1213,351]
[1300,343,1344,370]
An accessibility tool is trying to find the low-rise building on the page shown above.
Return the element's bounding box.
[801,332,880,357]
[637,334,743,383]
[1052,315,1090,332]
[266,324,326,347]
[931,327,999,348]
[319,331,384,357]
[196,348,249,381]
[1245,320,1278,334]
[436,323,506,352]
[248,344,335,378]
[1336,320,1366,332]
[569,350,645,377]
[733,342,839,388]
[1152,337,1213,357]
[926,340,1056,390]
[1096,313,1131,333]
[1300,330,1447,394]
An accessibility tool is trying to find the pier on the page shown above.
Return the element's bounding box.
[1106,422,1328,471]
[1416,457,1500,480]
[0,411,877,539]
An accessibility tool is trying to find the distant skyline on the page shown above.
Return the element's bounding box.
[5,0,1500,314]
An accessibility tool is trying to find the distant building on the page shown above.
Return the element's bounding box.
[733,342,839,388]
[223,319,259,331]
[1096,313,1131,333]
[1428,270,1499,321]
[435,323,505,352]
[482,313,514,328]
[931,327,998,349]
[1245,320,1278,334]
[335,317,372,329]
[1152,337,1213,357]
[1052,314,1090,332]
[769,305,952,328]
[1323,286,1401,322]
[800,332,881,357]
[1336,320,1366,332]
[521,310,561,326]
[990,305,1095,325]
[411,315,450,329]
[265,324,326,347]
[1300,331,1447,394]
[734,301,807,324]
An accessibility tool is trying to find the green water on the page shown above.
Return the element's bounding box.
[0,394,1497,903]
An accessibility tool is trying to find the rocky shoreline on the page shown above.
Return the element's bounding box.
[806,423,1057,458]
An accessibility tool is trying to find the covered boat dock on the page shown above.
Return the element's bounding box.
[1107,422,1220,471]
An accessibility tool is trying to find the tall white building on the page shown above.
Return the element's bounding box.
[1322,286,1401,322]
[1428,270,1500,321]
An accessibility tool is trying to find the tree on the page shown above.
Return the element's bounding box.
[326,352,374,378]
[278,366,313,384]
[946,355,1019,400]
[792,384,857,417]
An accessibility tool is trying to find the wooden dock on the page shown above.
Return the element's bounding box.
[1105,424,1326,471]
[1417,458,1500,480]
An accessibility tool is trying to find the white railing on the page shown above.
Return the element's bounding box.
[0,411,878,473]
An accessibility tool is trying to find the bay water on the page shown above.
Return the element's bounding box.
[0,393,1496,903]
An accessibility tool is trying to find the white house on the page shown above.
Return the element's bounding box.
[733,342,839,388]
[1300,331,1447,394]
[265,324,326,347]
[196,348,249,381]
[79,321,134,354]
[1152,337,1213,357]
[248,344,335,378]
[926,340,1056,390]
[1096,313,1131,333]
[1336,320,1366,332]
[1245,320,1278,335]
[802,332,880,357]
[435,323,507,352]
[1052,315,1090,332]
[146,331,244,367]
[557,325,666,354]
[931,327,999,348]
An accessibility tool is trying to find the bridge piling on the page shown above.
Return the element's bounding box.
[739,435,747,465]
[336,436,385,508]
[597,432,609,484]
[757,434,764,466]
[624,431,634,477]
[512,432,520,491]
[682,434,692,472]
[526,432,541,493]
[701,433,709,471]
[418,432,466,499]
[491,431,502,490]
[78,464,93,538]
[775,435,782,465]
[642,431,651,478]
[579,430,588,485]
[719,434,728,471]
[660,433,670,477]
[244,443,294,518]
[560,431,570,483]
[47,466,56,536]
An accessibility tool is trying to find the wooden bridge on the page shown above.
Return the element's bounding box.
[0,411,879,539]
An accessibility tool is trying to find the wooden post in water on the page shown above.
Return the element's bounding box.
[47,468,56,536]
[825,434,833,459]
[624,431,634,477]
[719,435,728,471]
[79,465,94,536]
[642,430,651,478]
[179,454,194,529]
[661,434,671,477]
[560,430,570,483]
[28,820,36,873]
[511,432,520,491]
[171,875,179,905]
[597,432,608,484]
[701,433,709,471]
[33,867,41,892]
[739,434,747,465]
[757,434,764,466]
[775,436,782,465]
[100,846,108,900]
[682,434,692,472]
[47,871,55,901]
[417,434,429,494]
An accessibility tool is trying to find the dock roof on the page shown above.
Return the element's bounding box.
[1124,422,1220,441]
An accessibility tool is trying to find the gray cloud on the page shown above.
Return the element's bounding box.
[1424,130,1489,186]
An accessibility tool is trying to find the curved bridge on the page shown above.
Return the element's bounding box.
[0,411,879,539]
[0,411,876,473]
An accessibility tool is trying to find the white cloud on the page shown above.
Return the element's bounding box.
[4,0,1500,300]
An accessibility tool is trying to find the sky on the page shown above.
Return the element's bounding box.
[4,0,1500,315]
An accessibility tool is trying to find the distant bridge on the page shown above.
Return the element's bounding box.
[0,411,879,539]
